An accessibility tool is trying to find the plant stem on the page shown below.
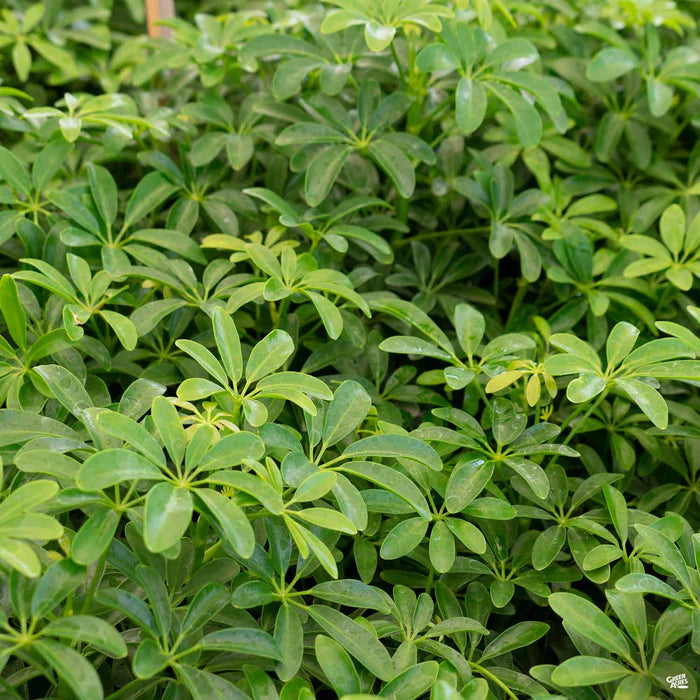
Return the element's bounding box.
[548,390,607,470]
[390,42,406,85]
[81,550,108,614]
[506,280,528,328]
[471,663,519,700]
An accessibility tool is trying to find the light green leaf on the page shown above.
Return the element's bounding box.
[144,483,193,552]
[548,592,631,659]
[551,656,631,686]
[34,639,104,700]
[307,605,393,681]
[586,48,639,81]
[342,434,442,471]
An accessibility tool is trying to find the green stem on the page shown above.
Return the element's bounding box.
[390,42,406,85]
[548,390,607,470]
[561,391,607,447]
[474,376,493,412]
[493,258,500,305]
[506,280,528,328]
[396,195,408,226]
[471,663,518,700]
[81,549,108,614]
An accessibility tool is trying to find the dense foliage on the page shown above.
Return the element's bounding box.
[0,0,699,698]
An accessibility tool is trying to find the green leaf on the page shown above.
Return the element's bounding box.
[274,604,304,681]
[144,483,193,552]
[635,524,692,591]
[606,322,639,369]
[455,78,487,134]
[595,111,625,162]
[582,544,623,570]
[339,461,431,519]
[367,296,455,354]
[659,204,685,257]
[86,163,118,227]
[505,457,549,499]
[246,329,295,382]
[77,449,164,490]
[307,290,344,339]
[614,573,686,603]
[0,538,40,578]
[566,373,607,403]
[152,396,185,468]
[380,335,452,359]
[31,559,86,617]
[292,471,336,504]
[72,510,119,565]
[176,664,247,698]
[212,307,243,384]
[310,580,390,613]
[32,141,73,192]
[176,339,229,386]
[586,48,639,81]
[0,275,27,349]
[226,133,254,170]
[136,565,171,639]
[322,380,371,448]
[445,459,493,513]
[429,520,455,573]
[100,310,138,350]
[0,410,80,447]
[368,139,416,198]
[603,483,628,544]
[189,131,227,166]
[532,526,566,571]
[198,628,281,661]
[96,410,165,466]
[454,303,485,358]
[307,605,393,682]
[647,77,674,117]
[34,639,104,700]
[380,517,429,559]
[180,582,229,637]
[305,145,352,207]
[605,590,646,646]
[293,507,357,534]
[479,621,549,661]
[342,434,442,471]
[277,123,348,146]
[47,189,102,235]
[133,638,171,679]
[616,378,668,429]
[551,656,631,686]
[379,661,439,698]
[12,41,32,83]
[548,592,631,659]
[123,173,177,229]
[445,518,486,554]
[44,616,127,658]
[315,635,361,696]
[492,399,527,445]
[487,83,542,147]
[0,146,31,196]
[195,488,256,558]
[207,471,282,513]
[0,479,58,521]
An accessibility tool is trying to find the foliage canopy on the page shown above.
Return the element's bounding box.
[0,0,698,698]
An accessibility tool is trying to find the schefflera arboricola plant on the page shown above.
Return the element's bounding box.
[0,1,698,699]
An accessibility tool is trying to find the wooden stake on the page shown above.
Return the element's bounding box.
[146,0,175,38]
